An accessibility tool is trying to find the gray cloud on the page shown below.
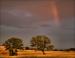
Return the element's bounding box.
[0,0,75,49]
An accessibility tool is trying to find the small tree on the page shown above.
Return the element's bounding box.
[30,35,53,54]
[3,37,23,56]
[47,45,54,51]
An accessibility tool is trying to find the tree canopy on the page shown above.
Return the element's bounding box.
[30,35,54,54]
[3,37,23,49]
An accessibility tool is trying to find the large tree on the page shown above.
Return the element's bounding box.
[3,37,23,55]
[3,37,23,49]
[30,35,53,54]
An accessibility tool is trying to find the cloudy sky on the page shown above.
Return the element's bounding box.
[0,0,75,49]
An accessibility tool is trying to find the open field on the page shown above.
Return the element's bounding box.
[0,50,75,58]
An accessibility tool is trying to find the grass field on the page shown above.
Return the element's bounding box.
[0,50,75,58]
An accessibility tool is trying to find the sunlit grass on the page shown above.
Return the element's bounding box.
[0,50,75,58]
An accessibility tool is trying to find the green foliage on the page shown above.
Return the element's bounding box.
[30,35,54,54]
[3,37,23,49]
[47,45,54,51]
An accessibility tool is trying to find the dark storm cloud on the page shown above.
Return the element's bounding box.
[0,0,75,49]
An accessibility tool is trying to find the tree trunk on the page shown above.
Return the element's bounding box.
[9,49,13,56]
[42,50,45,55]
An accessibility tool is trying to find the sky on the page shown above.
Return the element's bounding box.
[0,0,75,49]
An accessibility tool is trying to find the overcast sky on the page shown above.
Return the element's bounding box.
[0,0,75,49]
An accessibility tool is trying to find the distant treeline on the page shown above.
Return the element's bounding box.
[24,46,75,51]
[53,48,75,51]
